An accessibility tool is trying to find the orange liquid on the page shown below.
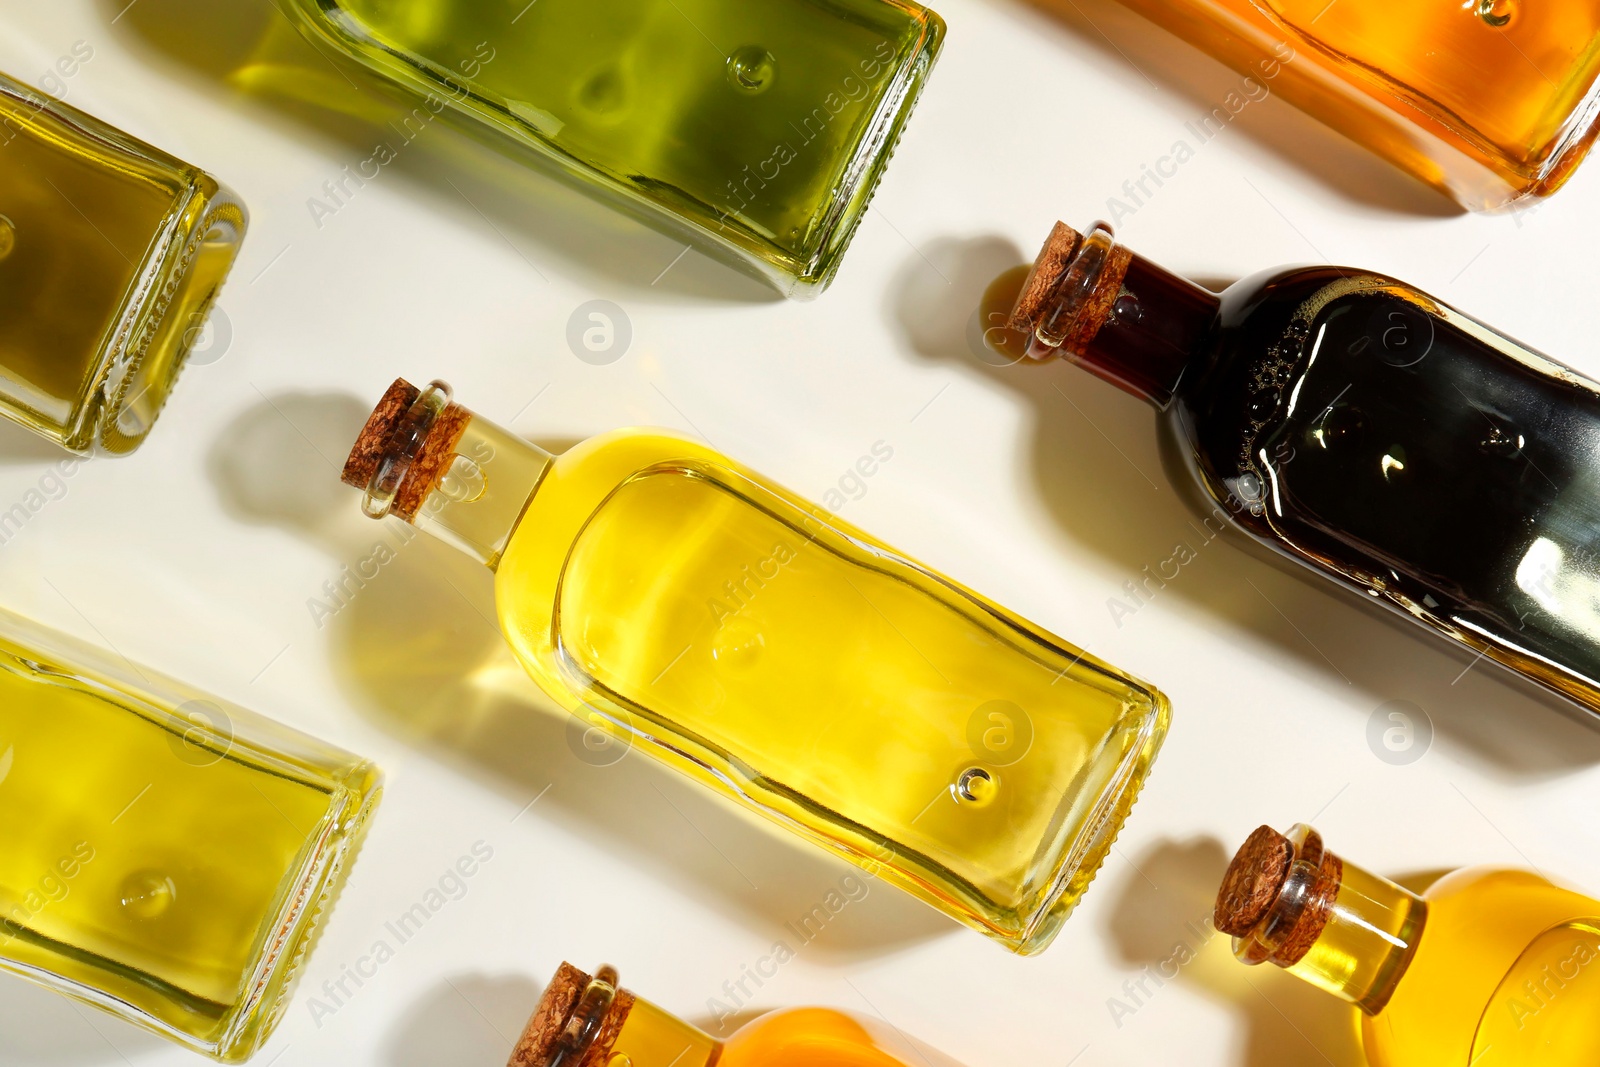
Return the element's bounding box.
[723,1009,917,1067]
[1262,0,1600,170]
[1096,0,1600,204]
[610,1000,919,1067]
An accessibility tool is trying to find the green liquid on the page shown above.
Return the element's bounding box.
[286,0,943,294]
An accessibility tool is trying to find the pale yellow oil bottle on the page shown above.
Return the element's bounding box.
[343,378,1171,953]
[0,609,380,1061]
[1218,824,1600,1065]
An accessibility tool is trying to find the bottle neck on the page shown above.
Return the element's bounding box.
[341,378,551,570]
[1009,221,1219,409]
[511,964,721,1067]
[1216,824,1427,1015]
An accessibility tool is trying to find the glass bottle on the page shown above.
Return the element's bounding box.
[509,961,944,1067]
[1215,823,1600,1066]
[1010,218,1600,718]
[276,0,943,298]
[1102,0,1600,209]
[340,378,1169,954]
[0,71,247,454]
[0,604,382,1061]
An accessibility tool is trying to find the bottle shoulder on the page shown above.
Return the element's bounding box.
[548,427,727,480]
[1367,866,1600,1065]
[1422,865,1598,914]
[1163,265,1420,517]
[723,1008,913,1067]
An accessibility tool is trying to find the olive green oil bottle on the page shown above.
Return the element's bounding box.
[0,71,246,454]
[279,0,944,296]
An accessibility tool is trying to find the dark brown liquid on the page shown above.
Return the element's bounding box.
[1179,271,1600,705]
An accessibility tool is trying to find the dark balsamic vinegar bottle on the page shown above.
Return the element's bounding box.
[1011,220,1600,716]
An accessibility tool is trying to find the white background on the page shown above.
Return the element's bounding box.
[2,2,1599,1066]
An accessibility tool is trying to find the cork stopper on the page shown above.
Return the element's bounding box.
[342,377,472,522]
[509,963,636,1067]
[342,378,420,490]
[1009,221,1083,335]
[1215,824,1345,968]
[1215,826,1294,936]
[1008,220,1133,359]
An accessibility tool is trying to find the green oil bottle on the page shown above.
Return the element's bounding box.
[279,0,944,296]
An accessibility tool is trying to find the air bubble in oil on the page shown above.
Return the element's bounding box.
[1477,0,1515,27]
[955,767,996,806]
[712,617,765,668]
[119,870,176,921]
[727,47,777,94]
[1248,387,1280,420]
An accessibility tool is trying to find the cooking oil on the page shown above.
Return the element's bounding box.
[343,378,1170,954]
[1218,824,1600,1066]
[0,71,246,454]
[1012,218,1600,720]
[0,608,380,1061]
[1088,0,1600,206]
[278,0,943,295]
[510,962,945,1067]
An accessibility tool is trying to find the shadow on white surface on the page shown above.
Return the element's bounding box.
[101,0,782,305]
[1105,836,1366,1067]
[0,975,168,1065]
[0,414,79,463]
[207,391,957,962]
[382,973,539,1067]
[991,0,1462,218]
[890,235,1600,778]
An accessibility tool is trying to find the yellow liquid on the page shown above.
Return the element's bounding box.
[0,639,379,1060]
[0,73,245,453]
[1364,869,1600,1065]
[493,431,1169,953]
